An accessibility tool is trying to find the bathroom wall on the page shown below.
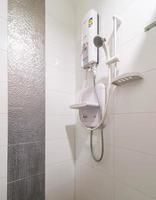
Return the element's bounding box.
[8,0,45,199]
[75,0,156,200]
[0,0,8,199]
[45,0,75,199]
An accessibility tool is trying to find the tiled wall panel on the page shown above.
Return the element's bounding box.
[75,0,156,200]
[8,0,45,199]
[45,0,75,199]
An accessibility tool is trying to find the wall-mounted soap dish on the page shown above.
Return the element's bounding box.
[112,72,143,86]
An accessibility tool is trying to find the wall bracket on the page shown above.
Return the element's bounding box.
[144,20,156,32]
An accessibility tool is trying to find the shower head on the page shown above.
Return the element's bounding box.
[94,35,109,61]
[93,35,106,48]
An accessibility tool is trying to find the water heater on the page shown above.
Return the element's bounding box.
[81,9,99,69]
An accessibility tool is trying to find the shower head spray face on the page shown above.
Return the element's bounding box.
[93,35,106,48]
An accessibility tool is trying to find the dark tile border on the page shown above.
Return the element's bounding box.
[8,0,45,199]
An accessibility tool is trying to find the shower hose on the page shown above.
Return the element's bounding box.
[87,36,113,162]
[90,129,104,162]
[87,68,112,162]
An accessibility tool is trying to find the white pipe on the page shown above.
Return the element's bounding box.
[112,16,122,78]
[113,15,122,29]
[106,56,120,65]
[113,16,117,57]
[102,41,110,61]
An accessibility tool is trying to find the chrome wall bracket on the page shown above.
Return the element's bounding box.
[144,20,156,32]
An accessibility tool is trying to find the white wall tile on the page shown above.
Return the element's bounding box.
[76,163,115,200]
[0,178,7,200]
[0,0,7,20]
[46,182,74,200]
[46,115,75,140]
[0,2,7,199]
[115,113,156,155]
[46,161,74,190]
[0,82,7,114]
[113,0,135,15]
[46,91,75,116]
[46,0,75,199]
[46,42,75,74]
[46,15,75,48]
[115,70,156,113]
[0,50,7,82]
[0,114,7,146]
[46,66,75,94]
[46,0,75,26]
[46,14,75,73]
[46,139,75,165]
[0,18,7,50]
[0,146,7,179]
[118,28,156,75]
[118,0,156,46]
[115,182,154,200]
[115,148,156,199]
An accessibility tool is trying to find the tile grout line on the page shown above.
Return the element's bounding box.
[8,172,45,184]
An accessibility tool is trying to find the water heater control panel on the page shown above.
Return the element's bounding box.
[81,9,99,69]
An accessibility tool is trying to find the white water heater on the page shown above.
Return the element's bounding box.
[81,9,99,69]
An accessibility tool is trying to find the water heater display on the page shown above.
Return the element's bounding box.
[81,10,99,69]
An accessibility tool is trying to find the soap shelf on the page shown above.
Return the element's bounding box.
[70,103,99,109]
[112,72,143,86]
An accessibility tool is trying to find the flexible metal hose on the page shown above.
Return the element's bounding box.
[87,20,119,161]
[90,129,104,162]
[82,67,113,162]
[89,67,105,162]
